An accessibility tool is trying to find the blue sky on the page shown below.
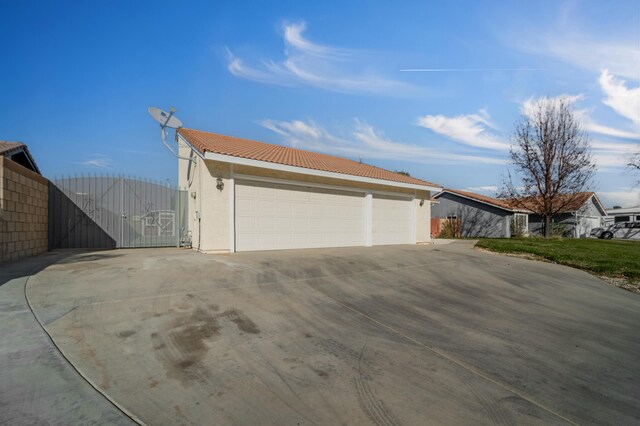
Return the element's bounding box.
[1,0,639,206]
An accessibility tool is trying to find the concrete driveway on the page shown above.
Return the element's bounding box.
[25,241,640,425]
[0,252,132,425]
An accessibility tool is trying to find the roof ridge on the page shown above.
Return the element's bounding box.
[182,128,387,169]
[178,128,441,188]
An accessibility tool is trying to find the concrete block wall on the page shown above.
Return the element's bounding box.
[0,156,49,263]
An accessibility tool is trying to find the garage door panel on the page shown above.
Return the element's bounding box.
[372,195,413,246]
[257,216,275,231]
[276,200,293,216]
[256,199,276,214]
[235,180,365,251]
[236,184,256,197]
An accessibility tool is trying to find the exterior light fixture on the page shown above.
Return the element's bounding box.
[419,199,425,206]
[216,177,224,191]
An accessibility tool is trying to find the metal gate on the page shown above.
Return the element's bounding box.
[49,175,188,249]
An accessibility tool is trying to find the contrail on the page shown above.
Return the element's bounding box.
[400,68,552,72]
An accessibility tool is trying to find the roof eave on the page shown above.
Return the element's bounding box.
[588,193,608,216]
[177,134,205,159]
[435,190,526,213]
[2,145,41,175]
[202,151,441,192]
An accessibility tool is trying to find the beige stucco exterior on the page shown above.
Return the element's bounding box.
[178,137,434,253]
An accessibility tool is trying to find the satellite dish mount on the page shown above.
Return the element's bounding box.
[148,106,194,163]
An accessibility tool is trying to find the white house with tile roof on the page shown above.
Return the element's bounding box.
[176,128,441,253]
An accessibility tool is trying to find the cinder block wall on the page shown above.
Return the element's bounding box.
[0,156,49,263]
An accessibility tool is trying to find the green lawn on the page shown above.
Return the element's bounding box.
[475,238,640,282]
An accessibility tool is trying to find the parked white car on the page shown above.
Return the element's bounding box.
[599,221,640,240]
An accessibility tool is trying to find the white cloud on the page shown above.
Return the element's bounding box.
[517,95,639,170]
[590,139,639,170]
[226,21,419,96]
[583,120,640,140]
[465,185,498,193]
[520,94,584,119]
[599,69,640,127]
[78,155,114,168]
[416,110,509,150]
[226,49,293,87]
[260,118,505,166]
[521,93,640,143]
[598,188,640,208]
[512,27,640,79]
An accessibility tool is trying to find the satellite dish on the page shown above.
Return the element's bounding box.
[148,106,194,163]
[148,107,183,129]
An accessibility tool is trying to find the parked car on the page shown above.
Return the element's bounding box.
[590,227,604,238]
[599,221,640,240]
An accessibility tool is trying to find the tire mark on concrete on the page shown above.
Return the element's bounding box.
[229,337,320,425]
[456,368,512,426]
[354,342,399,426]
[272,267,578,426]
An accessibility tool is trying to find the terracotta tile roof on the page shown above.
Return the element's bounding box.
[0,141,24,155]
[437,188,529,212]
[511,192,597,214]
[178,128,441,188]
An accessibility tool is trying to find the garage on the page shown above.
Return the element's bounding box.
[235,180,365,251]
[177,128,441,253]
[372,195,414,245]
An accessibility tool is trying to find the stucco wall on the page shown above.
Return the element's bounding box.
[432,193,511,238]
[415,197,431,243]
[0,157,48,262]
[179,155,434,252]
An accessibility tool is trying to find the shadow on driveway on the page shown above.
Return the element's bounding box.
[0,250,133,425]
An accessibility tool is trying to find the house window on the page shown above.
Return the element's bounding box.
[511,214,528,236]
[446,215,457,220]
[636,215,640,222]
[615,215,630,223]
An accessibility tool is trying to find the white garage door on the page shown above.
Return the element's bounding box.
[577,217,602,238]
[235,180,365,252]
[372,195,413,245]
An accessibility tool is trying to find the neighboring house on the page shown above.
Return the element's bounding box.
[433,189,606,238]
[516,192,607,238]
[0,141,41,174]
[177,128,441,253]
[432,189,530,238]
[605,206,640,225]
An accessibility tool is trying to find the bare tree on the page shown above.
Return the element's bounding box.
[502,97,596,237]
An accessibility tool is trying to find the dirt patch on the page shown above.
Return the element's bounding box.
[151,306,261,385]
[311,367,329,378]
[225,309,260,334]
[116,330,136,339]
[599,276,640,294]
[475,246,545,262]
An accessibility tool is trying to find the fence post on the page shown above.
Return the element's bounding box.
[176,185,180,248]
